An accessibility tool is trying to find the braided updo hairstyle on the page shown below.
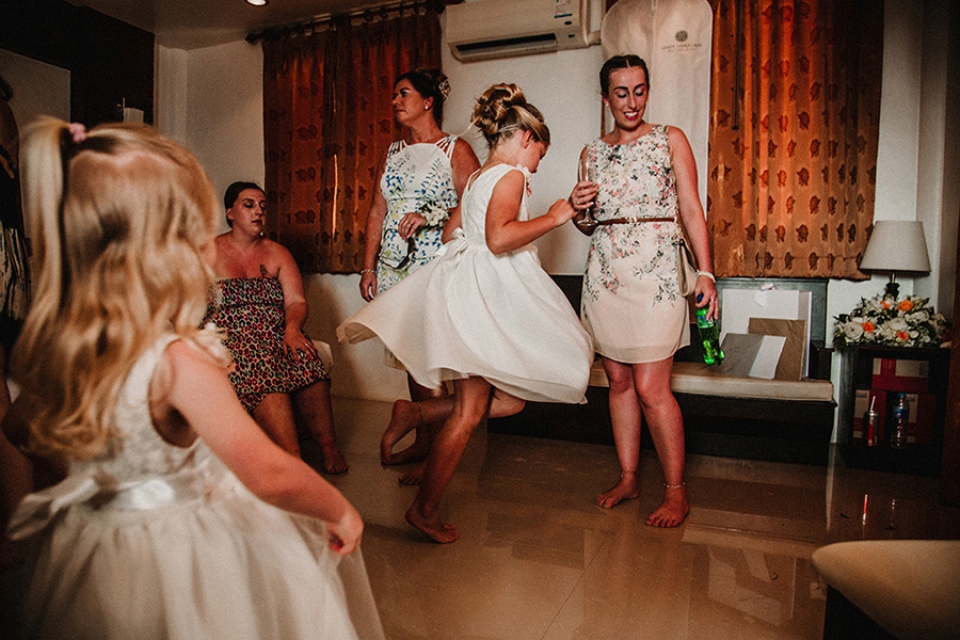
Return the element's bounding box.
[470,83,550,150]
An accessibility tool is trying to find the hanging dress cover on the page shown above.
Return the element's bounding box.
[600,0,713,208]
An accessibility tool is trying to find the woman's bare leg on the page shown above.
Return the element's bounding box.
[596,357,643,509]
[294,380,348,474]
[390,388,525,486]
[405,377,497,543]
[380,376,447,467]
[633,358,689,527]
[252,393,301,456]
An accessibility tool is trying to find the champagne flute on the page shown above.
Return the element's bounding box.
[576,156,599,233]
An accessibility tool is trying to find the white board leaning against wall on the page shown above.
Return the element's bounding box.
[600,0,712,209]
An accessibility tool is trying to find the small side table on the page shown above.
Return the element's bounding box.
[837,345,950,476]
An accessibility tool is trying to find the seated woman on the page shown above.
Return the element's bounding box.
[204,181,347,474]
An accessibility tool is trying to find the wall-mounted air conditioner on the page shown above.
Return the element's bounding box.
[446,0,600,63]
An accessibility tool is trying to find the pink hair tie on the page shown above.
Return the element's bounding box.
[67,122,87,143]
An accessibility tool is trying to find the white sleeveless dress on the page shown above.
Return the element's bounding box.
[339,164,592,404]
[6,334,384,640]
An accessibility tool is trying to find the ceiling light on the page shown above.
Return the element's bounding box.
[247,0,268,6]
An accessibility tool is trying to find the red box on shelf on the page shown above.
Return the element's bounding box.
[871,358,929,394]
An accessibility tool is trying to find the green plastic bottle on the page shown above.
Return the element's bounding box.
[695,300,724,366]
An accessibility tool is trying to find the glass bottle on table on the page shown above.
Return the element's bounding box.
[890,392,909,449]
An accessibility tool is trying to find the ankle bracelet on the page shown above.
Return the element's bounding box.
[664,482,686,490]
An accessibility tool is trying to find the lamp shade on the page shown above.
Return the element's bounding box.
[859,221,931,273]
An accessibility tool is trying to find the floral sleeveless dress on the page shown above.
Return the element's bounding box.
[580,125,691,364]
[376,135,460,292]
[204,277,329,411]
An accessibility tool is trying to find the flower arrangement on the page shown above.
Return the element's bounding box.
[833,294,947,348]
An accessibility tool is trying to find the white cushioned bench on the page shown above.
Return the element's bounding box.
[589,358,836,403]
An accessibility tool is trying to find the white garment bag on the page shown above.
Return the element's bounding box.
[601,0,713,209]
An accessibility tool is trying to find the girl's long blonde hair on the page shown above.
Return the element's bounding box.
[13,118,219,460]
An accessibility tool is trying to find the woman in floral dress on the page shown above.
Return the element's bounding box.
[569,55,718,527]
[359,70,480,480]
[205,182,348,474]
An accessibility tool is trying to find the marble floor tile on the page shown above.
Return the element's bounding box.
[324,397,960,640]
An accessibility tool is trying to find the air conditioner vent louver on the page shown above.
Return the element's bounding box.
[447,0,593,62]
[454,33,558,58]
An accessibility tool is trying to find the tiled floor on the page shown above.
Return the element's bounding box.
[314,397,960,640]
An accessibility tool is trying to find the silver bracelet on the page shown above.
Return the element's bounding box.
[360,269,375,275]
[696,270,716,283]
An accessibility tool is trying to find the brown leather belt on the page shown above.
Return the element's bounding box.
[596,216,675,225]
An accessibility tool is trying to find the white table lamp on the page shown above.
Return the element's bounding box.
[859,221,931,298]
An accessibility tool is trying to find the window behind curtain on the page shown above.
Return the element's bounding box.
[707,0,883,279]
[262,6,441,273]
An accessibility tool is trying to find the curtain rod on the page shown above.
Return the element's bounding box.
[246,0,449,43]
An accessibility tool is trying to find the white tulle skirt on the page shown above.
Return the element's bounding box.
[9,461,384,640]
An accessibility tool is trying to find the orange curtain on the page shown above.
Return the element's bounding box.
[262,6,441,273]
[707,0,883,278]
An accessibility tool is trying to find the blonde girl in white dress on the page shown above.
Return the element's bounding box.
[340,84,593,543]
[2,119,383,639]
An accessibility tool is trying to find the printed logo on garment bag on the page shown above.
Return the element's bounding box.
[676,31,688,43]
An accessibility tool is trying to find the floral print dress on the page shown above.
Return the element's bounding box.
[581,125,691,364]
[377,135,460,293]
[205,277,329,412]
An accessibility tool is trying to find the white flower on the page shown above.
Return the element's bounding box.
[843,322,864,340]
[887,317,909,331]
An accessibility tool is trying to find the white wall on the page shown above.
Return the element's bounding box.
[440,36,606,275]
[0,48,71,127]
[162,0,959,403]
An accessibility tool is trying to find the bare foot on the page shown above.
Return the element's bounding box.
[645,487,689,528]
[321,445,349,475]
[405,505,459,543]
[595,471,640,509]
[381,400,420,465]
[385,438,429,467]
[398,463,425,486]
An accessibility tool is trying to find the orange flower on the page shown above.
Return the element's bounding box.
[881,299,892,310]
[896,331,910,341]
[898,299,914,312]
[863,321,875,333]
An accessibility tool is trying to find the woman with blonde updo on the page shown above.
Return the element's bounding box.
[339,84,592,542]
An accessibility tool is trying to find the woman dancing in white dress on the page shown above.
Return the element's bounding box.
[339,84,593,543]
